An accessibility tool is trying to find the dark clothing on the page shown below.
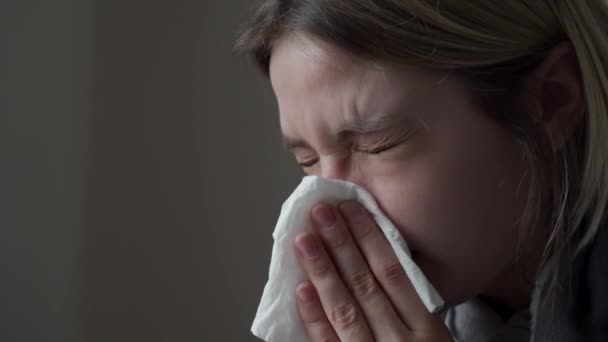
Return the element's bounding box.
[533,224,608,341]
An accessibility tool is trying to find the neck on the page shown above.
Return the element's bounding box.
[481,246,545,320]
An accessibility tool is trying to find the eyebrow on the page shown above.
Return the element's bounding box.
[281,137,311,151]
[281,111,411,151]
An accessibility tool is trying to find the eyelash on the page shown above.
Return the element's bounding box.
[296,126,423,168]
[297,141,400,168]
[358,141,402,154]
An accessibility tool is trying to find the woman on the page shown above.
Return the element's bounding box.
[236,1,608,341]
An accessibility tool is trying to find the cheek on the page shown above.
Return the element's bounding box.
[366,160,475,255]
[361,127,528,302]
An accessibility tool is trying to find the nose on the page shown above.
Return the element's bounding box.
[319,155,352,181]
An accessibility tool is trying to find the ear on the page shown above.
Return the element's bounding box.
[520,42,585,152]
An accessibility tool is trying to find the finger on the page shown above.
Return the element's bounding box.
[294,232,374,342]
[311,204,409,340]
[339,201,433,331]
[296,282,340,342]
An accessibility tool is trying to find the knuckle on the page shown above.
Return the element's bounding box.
[301,306,325,325]
[306,319,338,342]
[377,262,406,284]
[319,337,339,342]
[350,219,372,239]
[308,256,331,277]
[348,270,379,299]
[388,335,407,342]
[330,303,359,331]
[321,226,347,249]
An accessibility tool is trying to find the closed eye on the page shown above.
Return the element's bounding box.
[355,126,421,155]
[298,158,319,167]
[296,140,399,168]
[356,141,402,154]
[292,125,423,168]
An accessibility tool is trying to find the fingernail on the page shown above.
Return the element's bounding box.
[296,282,316,303]
[312,205,336,228]
[295,234,320,258]
[339,201,364,220]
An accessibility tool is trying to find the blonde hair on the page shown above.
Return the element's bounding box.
[236,0,608,325]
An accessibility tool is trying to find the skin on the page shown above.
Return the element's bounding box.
[268,33,584,341]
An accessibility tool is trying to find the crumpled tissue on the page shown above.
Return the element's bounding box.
[251,176,444,342]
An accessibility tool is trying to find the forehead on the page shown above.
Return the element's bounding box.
[269,34,370,97]
[267,33,465,148]
[268,34,445,106]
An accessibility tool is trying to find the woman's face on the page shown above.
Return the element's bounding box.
[269,34,530,306]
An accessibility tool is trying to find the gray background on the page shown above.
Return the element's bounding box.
[2,0,301,341]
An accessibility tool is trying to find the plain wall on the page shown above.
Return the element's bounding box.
[2,1,88,341]
[2,1,301,341]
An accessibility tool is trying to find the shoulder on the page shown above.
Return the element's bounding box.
[532,222,608,341]
[582,221,608,339]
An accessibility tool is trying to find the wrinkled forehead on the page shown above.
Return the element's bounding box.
[269,33,451,103]
[269,34,374,97]
[268,33,467,145]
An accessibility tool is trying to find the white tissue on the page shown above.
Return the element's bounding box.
[251,176,444,342]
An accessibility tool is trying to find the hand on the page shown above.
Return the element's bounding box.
[293,201,453,342]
